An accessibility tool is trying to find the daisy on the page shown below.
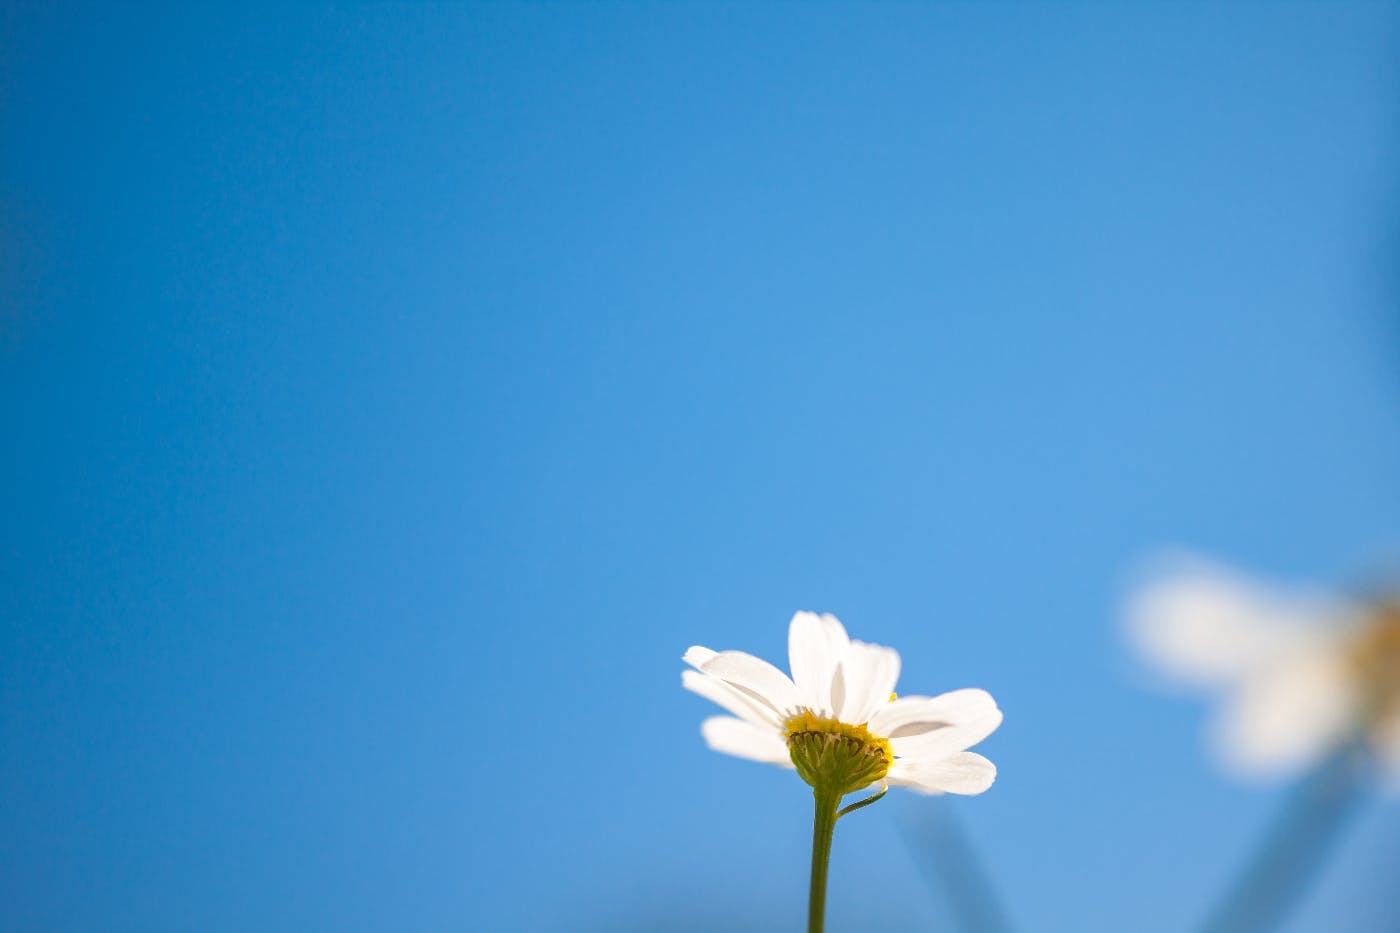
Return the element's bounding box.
[1128,555,1400,781]
[683,611,1002,933]
[682,611,1002,797]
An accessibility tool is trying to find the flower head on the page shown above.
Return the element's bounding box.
[1128,555,1400,781]
[682,611,1002,795]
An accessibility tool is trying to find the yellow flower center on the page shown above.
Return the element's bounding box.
[783,710,893,795]
[1349,606,1400,724]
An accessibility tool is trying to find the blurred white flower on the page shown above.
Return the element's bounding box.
[682,611,1002,796]
[1128,556,1400,780]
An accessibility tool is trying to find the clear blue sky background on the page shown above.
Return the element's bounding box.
[4,3,1400,932]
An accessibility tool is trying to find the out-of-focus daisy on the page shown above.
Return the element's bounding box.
[1128,555,1400,780]
[682,611,1002,797]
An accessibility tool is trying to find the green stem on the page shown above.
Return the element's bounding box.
[808,787,842,933]
[1199,743,1368,933]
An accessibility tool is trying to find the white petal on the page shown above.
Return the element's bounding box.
[682,670,781,729]
[882,690,1003,759]
[893,710,1003,760]
[835,640,901,724]
[869,689,996,737]
[887,752,997,795]
[1128,557,1353,686]
[700,716,794,767]
[683,646,718,669]
[788,611,850,716]
[699,650,801,716]
[1216,644,1357,775]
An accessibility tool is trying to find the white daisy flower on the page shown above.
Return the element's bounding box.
[682,611,1002,797]
[1128,555,1400,780]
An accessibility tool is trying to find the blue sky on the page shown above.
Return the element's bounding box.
[3,3,1400,931]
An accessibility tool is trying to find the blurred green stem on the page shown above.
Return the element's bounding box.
[808,787,841,933]
[899,799,1014,933]
[1200,744,1368,933]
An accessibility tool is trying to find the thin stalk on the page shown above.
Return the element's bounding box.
[808,787,842,933]
[838,783,888,819]
[899,799,1015,933]
[1199,743,1369,933]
